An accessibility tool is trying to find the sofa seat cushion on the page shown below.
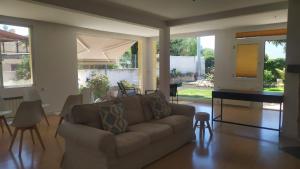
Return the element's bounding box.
[128,123,172,143]
[151,115,190,133]
[115,131,150,156]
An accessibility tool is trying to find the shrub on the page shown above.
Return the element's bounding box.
[16,55,31,80]
[86,72,110,99]
[263,70,275,87]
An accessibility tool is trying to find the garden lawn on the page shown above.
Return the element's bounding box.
[178,88,212,99]
[263,87,284,92]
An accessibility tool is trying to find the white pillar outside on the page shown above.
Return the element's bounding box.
[159,27,170,98]
[142,38,155,91]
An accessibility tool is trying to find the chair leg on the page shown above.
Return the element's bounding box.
[3,116,12,136]
[200,121,205,138]
[9,128,18,150]
[0,119,4,133]
[19,130,24,157]
[30,129,35,144]
[34,126,45,150]
[193,120,198,131]
[206,120,213,136]
[55,117,64,138]
[42,110,50,126]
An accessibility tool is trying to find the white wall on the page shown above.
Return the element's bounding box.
[0,15,149,113]
[78,69,139,87]
[170,56,196,73]
[214,24,287,91]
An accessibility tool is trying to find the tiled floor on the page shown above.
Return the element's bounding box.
[1,102,300,169]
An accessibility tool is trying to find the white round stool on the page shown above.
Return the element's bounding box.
[194,112,213,137]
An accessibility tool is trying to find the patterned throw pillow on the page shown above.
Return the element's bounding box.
[149,91,172,120]
[99,102,128,134]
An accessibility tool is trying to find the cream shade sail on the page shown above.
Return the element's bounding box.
[77,34,136,65]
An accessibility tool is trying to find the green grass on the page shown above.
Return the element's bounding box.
[263,87,284,92]
[178,88,212,99]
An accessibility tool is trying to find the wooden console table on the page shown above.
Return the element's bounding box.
[211,89,284,133]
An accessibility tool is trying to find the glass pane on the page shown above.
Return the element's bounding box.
[0,24,33,87]
[236,43,259,78]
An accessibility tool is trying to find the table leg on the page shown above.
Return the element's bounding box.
[279,103,282,133]
[221,99,223,120]
[211,97,214,129]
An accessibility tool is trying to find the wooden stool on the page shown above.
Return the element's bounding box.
[194,112,213,137]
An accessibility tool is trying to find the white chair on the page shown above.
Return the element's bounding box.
[23,88,50,126]
[0,97,13,136]
[55,94,83,137]
[9,100,45,157]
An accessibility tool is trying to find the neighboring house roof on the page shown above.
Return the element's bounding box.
[77,34,136,65]
[0,29,28,42]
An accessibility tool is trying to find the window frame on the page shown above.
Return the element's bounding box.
[0,22,35,89]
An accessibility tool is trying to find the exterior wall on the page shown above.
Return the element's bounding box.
[78,69,139,87]
[170,56,196,73]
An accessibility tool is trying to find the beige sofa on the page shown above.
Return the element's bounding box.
[59,95,195,169]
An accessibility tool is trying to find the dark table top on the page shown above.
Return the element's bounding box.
[212,89,284,103]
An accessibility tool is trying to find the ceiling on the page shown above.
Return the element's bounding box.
[0,0,288,37]
[0,0,158,37]
[104,0,287,19]
[172,9,287,35]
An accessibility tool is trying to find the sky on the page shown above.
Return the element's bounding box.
[265,41,285,59]
[200,35,215,49]
[0,24,29,36]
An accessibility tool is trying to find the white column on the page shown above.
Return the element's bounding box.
[142,38,154,91]
[283,0,300,138]
[159,27,170,98]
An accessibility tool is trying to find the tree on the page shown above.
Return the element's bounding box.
[16,55,31,80]
[201,48,214,59]
[170,38,196,56]
[264,58,285,80]
[264,70,276,87]
[202,48,215,73]
[270,39,286,52]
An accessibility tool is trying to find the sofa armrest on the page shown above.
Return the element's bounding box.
[170,103,195,118]
[59,122,116,157]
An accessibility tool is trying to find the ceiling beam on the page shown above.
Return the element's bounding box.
[167,1,288,26]
[28,0,167,29]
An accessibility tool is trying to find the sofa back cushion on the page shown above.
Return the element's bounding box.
[71,102,103,128]
[119,95,145,125]
[71,100,118,129]
[141,94,155,121]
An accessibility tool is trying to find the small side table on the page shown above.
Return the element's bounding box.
[194,112,213,137]
[0,110,13,136]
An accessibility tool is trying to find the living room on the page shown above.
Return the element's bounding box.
[0,0,300,169]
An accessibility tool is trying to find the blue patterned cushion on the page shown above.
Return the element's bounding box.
[149,91,172,120]
[99,102,128,134]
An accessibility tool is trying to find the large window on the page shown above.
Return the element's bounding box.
[0,24,33,88]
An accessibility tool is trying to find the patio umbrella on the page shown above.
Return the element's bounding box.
[77,34,136,65]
